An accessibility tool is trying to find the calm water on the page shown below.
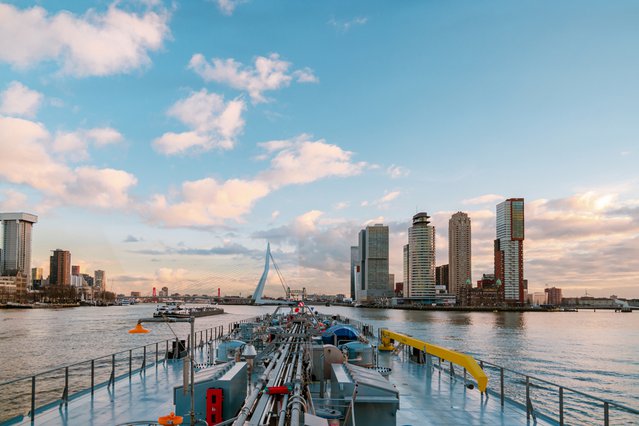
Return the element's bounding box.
[1,305,637,419]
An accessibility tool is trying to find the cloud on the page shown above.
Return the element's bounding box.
[53,127,124,161]
[378,191,400,204]
[257,134,367,187]
[189,53,318,103]
[0,188,29,211]
[0,116,136,209]
[328,16,368,32]
[0,2,171,77]
[215,0,247,16]
[153,89,245,155]
[146,135,366,227]
[132,241,262,257]
[462,194,505,205]
[334,202,349,210]
[0,81,43,118]
[386,164,409,179]
[123,235,141,243]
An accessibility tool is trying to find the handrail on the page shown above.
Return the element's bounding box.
[378,328,488,393]
[475,357,639,417]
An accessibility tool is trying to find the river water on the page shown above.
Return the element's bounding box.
[1,305,637,421]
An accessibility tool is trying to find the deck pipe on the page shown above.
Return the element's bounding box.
[289,347,305,426]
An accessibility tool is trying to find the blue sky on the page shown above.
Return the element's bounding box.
[1,0,638,297]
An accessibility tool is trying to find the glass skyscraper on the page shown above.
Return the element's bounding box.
[495,199,525,304]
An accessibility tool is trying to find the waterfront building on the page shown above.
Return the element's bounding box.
[0,274,27,302]
[449,212,471,299]
[49,249,71,286]
[160,286,169,297]
[545,287,563,306]
[356,224,390,302]
[476,273,496,288]
[394,282,403,297]
[131,291,141,297]
[388,273,395,295]
[469,285,501,307]
[529,292,547,306]
[435,264,449,290]
[350,246,358,300]
[0,212,38,284]
[32,267,44,289]
[81,273,94,287]
[72,265,80,276]
[95,270,106,291]
[494,198,525,304]
[405,212,436,299]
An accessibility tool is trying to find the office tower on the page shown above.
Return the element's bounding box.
[95,270,106,291]
[0,213,38,283]
[494,198,525,304]
[388,273,395,295]
[435,264,449,290]
[449,212,472,298]
[72,265,80,276]
[32,267,43,289]
[356,224,389,302]
[350,246,359,300]
[49,249,71,286]
[405,212,436,299]
[545,287,562,306]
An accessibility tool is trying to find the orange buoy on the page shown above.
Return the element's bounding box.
[158,412,183,425]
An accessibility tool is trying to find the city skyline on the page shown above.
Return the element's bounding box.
[0,1,638,297]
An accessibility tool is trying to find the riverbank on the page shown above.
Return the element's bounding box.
[0,302,80,309]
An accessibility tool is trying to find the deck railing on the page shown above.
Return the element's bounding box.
[0,317,262,424]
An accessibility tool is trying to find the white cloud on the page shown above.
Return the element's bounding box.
[328,16,368,32]
[462,193,505,205]
[215,0,246,16]
[153,89,245,155]
[145,178,270,227]
[189,53,318,103]
[53,127,124,161]
[147,135,366,227]
[0,2,170,77]
[378,191,400,203]
[334,201,349,210]
[0,81,43,118]
[0,188,29,211]
[85,127,123,146]
[386,164,409,179]
[258,134,366,187]
[0,116,136,209]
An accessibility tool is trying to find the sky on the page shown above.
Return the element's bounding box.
[0,0,638,298]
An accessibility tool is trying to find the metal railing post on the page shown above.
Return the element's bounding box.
[91,360,95,395]
[31,376,35,421]
[165,340,169,362]
[155,342,159,365]
[141,346,146,372]
[604,402,609,426]
[60,367,69,407]
[559,387,564,425]
[108,354,115,388]
[129,350,132,378]
[526,376,530,420]
[500,367,504,407]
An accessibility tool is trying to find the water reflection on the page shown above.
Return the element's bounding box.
[493,312,526,329]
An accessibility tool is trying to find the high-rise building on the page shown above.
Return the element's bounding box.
[49,249,71,286]
[435,264,449,290]
[356,224,389,302]
[545,287,562,306]
[0,213,38,283]
[449,212,472,298]
[350,246,359,300]
[494,198,525,304]
[32,267,44,289]
[72,265,80,276]
[405,212,436,299]
[388,273,395,295]
[95,270,106,291]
